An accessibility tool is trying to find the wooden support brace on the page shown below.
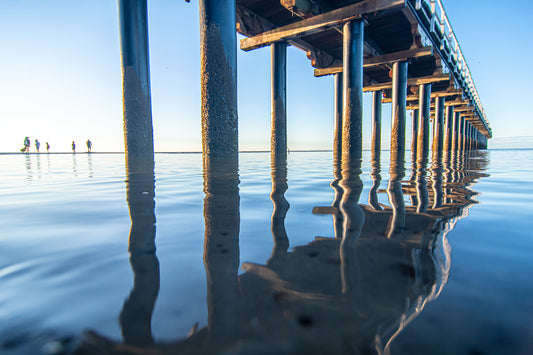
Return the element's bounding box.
[382,87,463,103]
[444,100,468,107]
[363,73,449,92]
[454,106,474,112]
[314,46,433,77]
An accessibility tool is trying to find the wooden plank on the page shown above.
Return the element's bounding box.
[444,100,468,107]
[454,106,475,112]
[314,46,433,76]
[315,66,343,77]
[363,73,449,92]
[240,0,405,51]
[382,88,462,103]
[365,46,433,66]
[236,4,340,69]
[433,88,463,97]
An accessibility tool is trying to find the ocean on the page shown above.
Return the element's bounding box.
[0,150,532,354]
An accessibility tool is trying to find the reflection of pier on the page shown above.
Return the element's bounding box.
[74,148,488,354]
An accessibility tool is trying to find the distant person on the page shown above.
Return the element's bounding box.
[72,141,76,153]
[23,137,30,152]
[86,139,92,153]
[46,142,50,153]
[35,139,40,152]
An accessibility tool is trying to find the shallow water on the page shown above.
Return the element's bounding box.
[0,150,532,354]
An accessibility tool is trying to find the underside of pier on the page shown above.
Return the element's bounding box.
[236,0,491,139]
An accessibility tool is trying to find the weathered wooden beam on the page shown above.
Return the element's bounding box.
[280,0,333,17]
[444,100,468,107]
[454,106,474,112]
[240,0,405,51]
[314,46,432,76]
[363,73,449,92]
[382,87,463,103]
[433,88,463,97]
[236,4,340,68]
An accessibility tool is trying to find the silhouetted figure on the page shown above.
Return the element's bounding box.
[72,141,76,153]
[35,139,40,152]
[22,137,30,153]
[86,139,92,153]
[46,142,50,153]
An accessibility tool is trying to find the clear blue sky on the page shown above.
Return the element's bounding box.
[1,0,532,152]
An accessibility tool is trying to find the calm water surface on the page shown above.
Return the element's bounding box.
[0,150,532,354]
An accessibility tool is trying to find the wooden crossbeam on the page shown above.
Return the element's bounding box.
[444,100,468,107]
[382,88,463,103]
[454,106,475,112]
[314,46,433,76]
[406,102,470,110]
[363,73,450,92]
[240,0,405,51]
[433,88,463,97]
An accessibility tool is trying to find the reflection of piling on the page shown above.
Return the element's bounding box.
[431,147,444,209]
[416,153,430,214]
[118,0,154,169]
[202,156,240,344]
[443,150,453,204]
[200,0,238,168]
[339,157,364,296]
[120,156,159,348]
[387,155,406,238]
[368,156,382,211]
[269,155,289,262]
[331,154,344,238]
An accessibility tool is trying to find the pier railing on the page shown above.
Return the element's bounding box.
[407,0,491,137]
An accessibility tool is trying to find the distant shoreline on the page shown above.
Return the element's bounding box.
[1,148,532,155]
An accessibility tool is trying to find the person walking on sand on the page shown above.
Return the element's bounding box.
[86,139,92,153]
[46,142,50,153]
[35,139,40,152]
[72,141,76,153]
[23,137,30,152]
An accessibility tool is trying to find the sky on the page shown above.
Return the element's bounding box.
[1,0,532,153]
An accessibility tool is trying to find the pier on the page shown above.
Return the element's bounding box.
[118,0,490,163]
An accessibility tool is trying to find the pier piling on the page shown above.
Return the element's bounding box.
[199,0,238,166]
[371,90,382,161]
[342,20,364,161]
[334,73,343,161]
[271,42,287,163]
[417,84,432,160]
[444,106,454,151]
[390,61,408,163]
[118,0,154,169]
[433,96,445,154]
